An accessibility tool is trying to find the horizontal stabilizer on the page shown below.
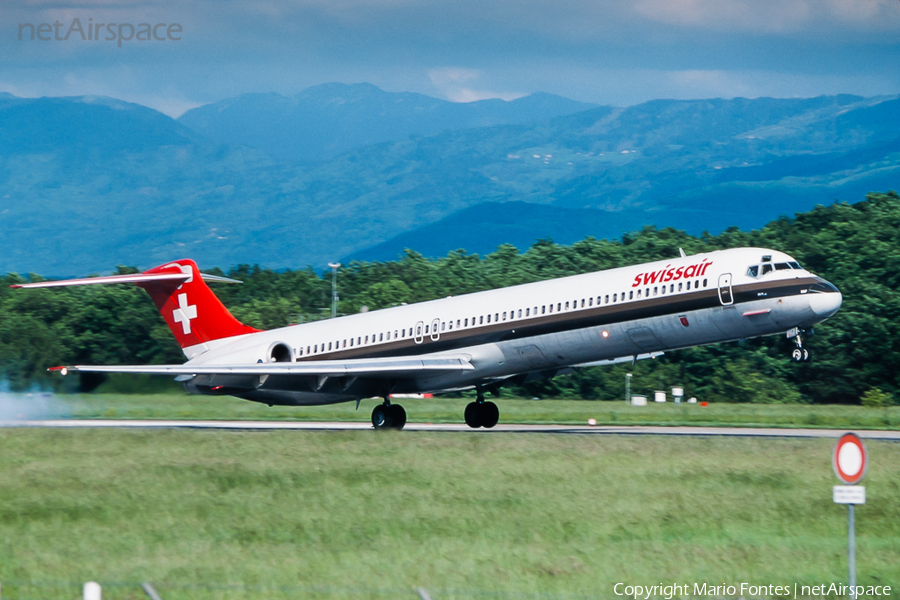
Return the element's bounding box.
[10,271,241,289]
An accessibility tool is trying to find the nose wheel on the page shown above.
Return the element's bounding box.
[464,389,499,429]
[371,397,406,430]
[788,328,811,362]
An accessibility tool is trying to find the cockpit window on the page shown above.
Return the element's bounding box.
[748,259,804,278]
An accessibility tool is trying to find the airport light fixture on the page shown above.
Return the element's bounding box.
[625,373,632,403]
[328,262,341,318]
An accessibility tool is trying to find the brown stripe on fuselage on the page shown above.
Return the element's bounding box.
[295,276,823,362]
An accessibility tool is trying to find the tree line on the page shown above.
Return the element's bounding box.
[2,191,898,404]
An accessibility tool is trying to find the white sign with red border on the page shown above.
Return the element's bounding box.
[833,432,868,485]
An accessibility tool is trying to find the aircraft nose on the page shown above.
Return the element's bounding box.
[809,287,842,318]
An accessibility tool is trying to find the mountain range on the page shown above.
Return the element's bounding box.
[0,84,897,275]
[177,83,598,162]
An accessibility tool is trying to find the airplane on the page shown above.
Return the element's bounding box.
[13,247,842,430]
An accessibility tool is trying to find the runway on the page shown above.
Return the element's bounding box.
[2,419,899,439]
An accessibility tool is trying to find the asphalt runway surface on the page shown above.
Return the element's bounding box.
[1,419,899,439]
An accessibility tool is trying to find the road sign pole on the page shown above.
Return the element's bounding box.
[849,504,856,599]
[833,432,867,600]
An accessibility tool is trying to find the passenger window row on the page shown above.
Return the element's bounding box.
[298,276,710,356]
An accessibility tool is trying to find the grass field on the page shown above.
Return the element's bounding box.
[0,429,898,599]
[15,390,900,430]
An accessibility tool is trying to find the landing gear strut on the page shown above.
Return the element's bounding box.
[788,328,811,363]
[464,388,499,429]
[372,396,406,430]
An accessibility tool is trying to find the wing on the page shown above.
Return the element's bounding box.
[51,355,474,379]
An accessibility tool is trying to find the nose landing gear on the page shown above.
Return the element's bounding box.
[787,328,811,362]
[464,388,499,429]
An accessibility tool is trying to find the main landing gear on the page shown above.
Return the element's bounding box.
[371,396,407,430]
[788,328,811,363]
[464,389,499,429]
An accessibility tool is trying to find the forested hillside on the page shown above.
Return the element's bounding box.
[2,191,898,404]
[2,91,897,275]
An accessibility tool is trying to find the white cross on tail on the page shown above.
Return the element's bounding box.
[172,293,198,335]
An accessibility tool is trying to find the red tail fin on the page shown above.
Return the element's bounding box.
[138,260,259,353]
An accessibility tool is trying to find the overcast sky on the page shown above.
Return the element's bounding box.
[2,0,899,116]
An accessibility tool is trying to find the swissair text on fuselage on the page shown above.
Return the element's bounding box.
[631,259,713,288]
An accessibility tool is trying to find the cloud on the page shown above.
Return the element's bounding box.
[0,0,897,111]
[632,0,898,33]
[428,67,523,102]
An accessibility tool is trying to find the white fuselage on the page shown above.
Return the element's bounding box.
[182,247,842,405]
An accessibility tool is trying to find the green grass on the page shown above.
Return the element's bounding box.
[35,391,900,430]
[0,431,898,599]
